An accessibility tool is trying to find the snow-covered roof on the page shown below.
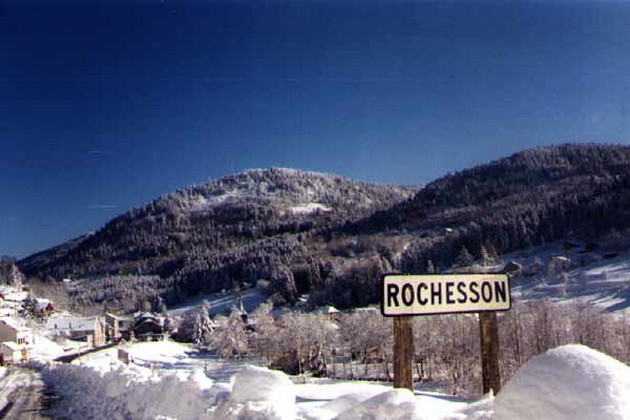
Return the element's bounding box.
[3,292,28,302]
[0,317,29,332]
[1,341,23,351]
[134,312,160,322]
[46,317,98,331]
[36,298,52,311]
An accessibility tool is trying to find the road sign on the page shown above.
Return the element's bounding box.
[381,273,510,316]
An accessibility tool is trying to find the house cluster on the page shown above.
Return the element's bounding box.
[0,286,53,318]
[0,285,53,365]
[0,287,28,317]
[46,311,168,348]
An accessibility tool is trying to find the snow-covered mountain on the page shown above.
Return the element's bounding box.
[18,144,630,313]
[18,168,416,312]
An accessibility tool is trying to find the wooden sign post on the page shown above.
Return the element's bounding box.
[393,316,414,390]
[381,273,510,395]
[479,312,501,394]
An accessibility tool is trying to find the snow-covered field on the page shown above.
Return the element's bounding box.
[498,244,630,315]
[33,341,630,419]
[167,288,265,317]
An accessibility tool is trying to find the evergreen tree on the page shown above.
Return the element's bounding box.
[455,246,474,267]
[8,264,23,290]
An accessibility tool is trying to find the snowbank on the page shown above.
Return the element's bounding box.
[42,362,212,419]
[335,389,425,420]
[443,395,494,420]
[295,381,390,402]
[37,342,630,420]
[494,344,630,420]
[215,365,297,419]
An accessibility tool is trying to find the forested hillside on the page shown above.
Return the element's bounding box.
[19,168,416,311]
[18,144,630,313]
[354,144,630,273]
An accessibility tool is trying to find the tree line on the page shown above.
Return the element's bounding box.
[183,299,630,396]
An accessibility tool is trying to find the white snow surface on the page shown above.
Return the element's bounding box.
[215,365,298,419]
[288,203,331,215]
[39,342,630,420]
[167,288,265,317]
[43,363,210,419]
[30,333,65,360]
[334,389,426,420]
[494,344,630,420]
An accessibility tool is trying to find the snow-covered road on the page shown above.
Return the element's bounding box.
[0,367,56,419]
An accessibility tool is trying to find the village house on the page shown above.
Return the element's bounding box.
[0,317,31,345]
[0,290,28,312]
[0,318,32,364]
[133,312,165,341]
[104,313,133,341]
[0,308,14,317]
[0,341,29,364]
[35,298,54,318]
[46,316,106,347]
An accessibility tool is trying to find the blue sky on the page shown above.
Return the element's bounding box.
[2,0,630,258]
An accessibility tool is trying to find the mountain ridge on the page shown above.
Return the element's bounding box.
[18,143,630,312]
[19,168,417,312]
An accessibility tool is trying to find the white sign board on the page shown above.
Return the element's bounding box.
[381,274,511,316]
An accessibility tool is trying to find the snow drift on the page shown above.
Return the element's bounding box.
[335,389,424,420]
[35,343,630,420]
[494,344,630,420]
[41,363,212,419]
[214,365,297,419]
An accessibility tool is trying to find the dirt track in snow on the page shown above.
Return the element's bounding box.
[0,367,57,419]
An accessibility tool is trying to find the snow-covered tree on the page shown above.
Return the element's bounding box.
[480,245,493,266]
[248,302,278,364]
[455,246,474,267]
[8,263,23,290]
[175,303,213,346]
[212,309,248,359]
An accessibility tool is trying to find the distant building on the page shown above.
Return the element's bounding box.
[0,318,32,345]
[46,316,106,347]
[0,341,29,364]
[0,308,13,317]
[0,291,28,311]
[1,291,28,303]
[104,313,133,341]
[35,299,54,317]
[0,318,32,364]
[133,312,165,341]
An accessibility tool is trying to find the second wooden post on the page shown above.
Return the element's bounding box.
[479,311,501,394]
[393,316,414,390]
